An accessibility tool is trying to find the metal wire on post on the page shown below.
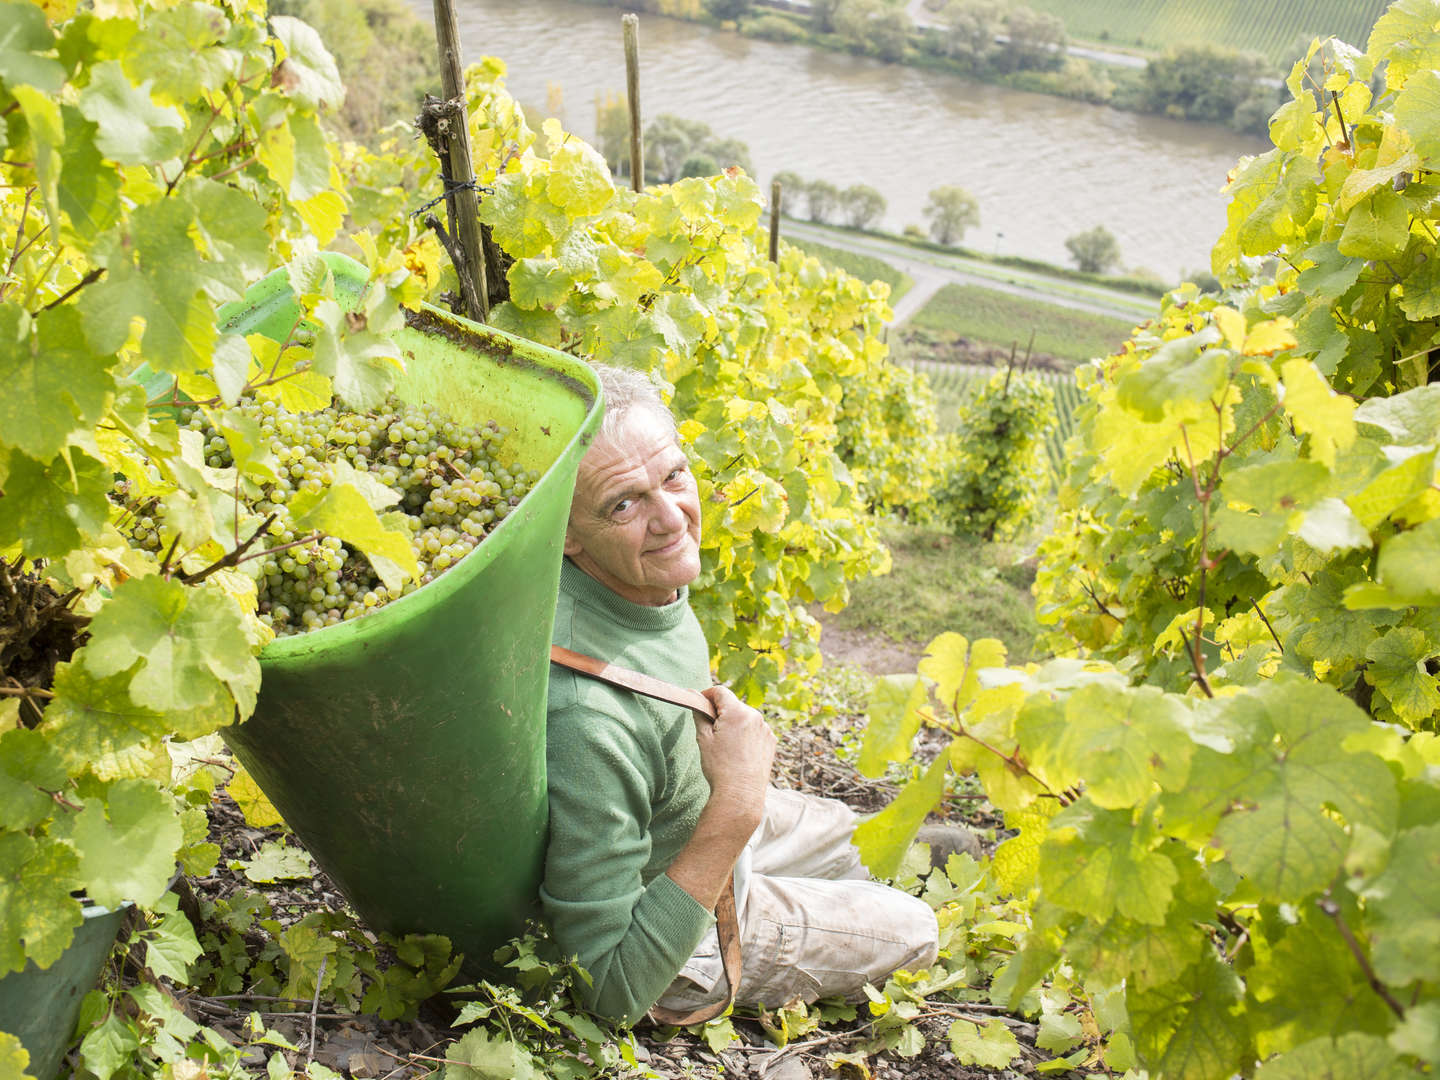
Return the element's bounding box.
[429,0,489,322]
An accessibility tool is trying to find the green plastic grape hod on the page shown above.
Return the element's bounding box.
[219,254,601,975]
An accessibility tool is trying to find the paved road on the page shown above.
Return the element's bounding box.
[780,218,1158,326]
[898,0,1149,69]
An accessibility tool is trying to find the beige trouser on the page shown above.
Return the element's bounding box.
[652,787,940,1013]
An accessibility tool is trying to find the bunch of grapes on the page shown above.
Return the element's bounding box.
[121,397,539,637]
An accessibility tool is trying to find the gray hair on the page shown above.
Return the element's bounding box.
[590,363,678,445]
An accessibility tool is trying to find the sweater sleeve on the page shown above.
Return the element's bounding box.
[540,701,714,1025]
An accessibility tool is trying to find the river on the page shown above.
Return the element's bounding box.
[413,0,1269,279]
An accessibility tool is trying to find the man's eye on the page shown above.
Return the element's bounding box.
[612,498,633,515]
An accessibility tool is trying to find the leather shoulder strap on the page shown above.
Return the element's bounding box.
[549,644,716,722]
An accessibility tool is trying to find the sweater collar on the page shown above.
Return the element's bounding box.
[560,558,691,632]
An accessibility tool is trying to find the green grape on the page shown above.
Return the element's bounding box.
[133,395,537,637]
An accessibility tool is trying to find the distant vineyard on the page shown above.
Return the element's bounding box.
[1024,0,1391,62]
[913,361,1085,482]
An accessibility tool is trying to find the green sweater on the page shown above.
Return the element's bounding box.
[542,558,715,1024]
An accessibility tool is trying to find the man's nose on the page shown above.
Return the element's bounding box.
[650,489,686,532]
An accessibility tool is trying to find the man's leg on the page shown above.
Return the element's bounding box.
[653,872,938,1012]
[747,787,868,881]
[652,787,939,1014]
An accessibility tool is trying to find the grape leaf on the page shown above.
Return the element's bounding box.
[1040,801,1178,925]
[1116,329,1227,422]
[1253,1032,1411,1079]
[508,257,572,311]
[142,891,202,983]
[1246,902,1392,1059]
[444,1027,542,1080]
[946,1018,1020,1069]
[1129,948,1249,1080]
[1165,680,1396,901]
[120,1,233,104]
[0,447,111,559]
[75,59,185,165]
[1345,447,1437,530]
[57,109,123,242]
[853,753,948,881]
[1054,683,1192,808]
[0,832,83,975]
[1354,383,1440,446]
[1365,628,1440,727]
[0,1032,33,1080]
[65,779,183,910]
[1367,0,1440,82]
[80,574,260,719]
[309,298,404,410]
[1388,1000,1440,1063]
[1,304,113,462]
[1352,519,1440,607]
[288,479,419,592]
[0,0,66,92]
[227,765,285,828]
[1358,822,1440,986]
[918,632,1006,716]
[1337,189,1411,260]
[236,839,314,884]
[1060,855,1217,991]
[545,140,615,217]
[42,660,170,780]
[0,728,67,830]
[1392,68,1440,162]
[268,15,344,111]
[857,674,926,779]
[1282,359,1356,467]
[1400,248,1440,319]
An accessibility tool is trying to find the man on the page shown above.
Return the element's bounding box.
[542,364,947,1025]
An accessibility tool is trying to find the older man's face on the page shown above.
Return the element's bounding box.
[564,407,702,606]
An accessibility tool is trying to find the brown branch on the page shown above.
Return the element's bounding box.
[1251,599,1282,653]
[305,955,328,1066]
[935,692,1071,805]
[0,685,54,698]
[1178,627,1215,698]
[1330,90,1350,147]
[1318,892,1404,1019]
[1079,579,1117,619]
[38,267,104,311]
[208,155,257,183]
[158,532,183,578]
[179,512,278,586]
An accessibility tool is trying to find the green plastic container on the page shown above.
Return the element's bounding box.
[0,904,129,1080]
[219,255,600,973]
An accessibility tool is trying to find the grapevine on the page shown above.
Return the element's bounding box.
[860,12,1440,1079]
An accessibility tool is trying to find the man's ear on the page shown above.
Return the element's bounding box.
[563,524,583,558]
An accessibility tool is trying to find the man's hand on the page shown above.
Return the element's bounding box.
[664,686,776,912]
[694,685,775,828]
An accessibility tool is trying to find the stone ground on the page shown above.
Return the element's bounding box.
[165,621,1037,1080]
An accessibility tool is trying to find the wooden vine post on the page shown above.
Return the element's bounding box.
[769,179,782,263]
[624,14,643,192]
[429,0,488,322]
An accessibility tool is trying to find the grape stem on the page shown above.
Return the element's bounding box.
[1318,890,1405,1019]
[932,693,1075,807]
[180,512,279,586]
